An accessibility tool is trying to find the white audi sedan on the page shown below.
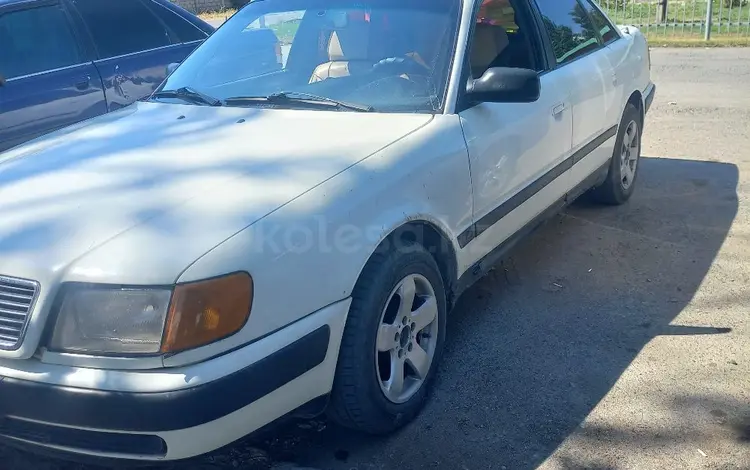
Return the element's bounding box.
[0,0,653,462]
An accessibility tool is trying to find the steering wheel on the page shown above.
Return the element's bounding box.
[347,54,435,108]
[370,54,431,78]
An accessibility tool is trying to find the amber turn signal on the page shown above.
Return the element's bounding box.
[161,272,253,353]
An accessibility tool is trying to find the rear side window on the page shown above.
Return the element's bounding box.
[534,0,601,65]
[72,0,170,59]
[580,0,619,44]
[0,6,82,79]
[148,2,207,43]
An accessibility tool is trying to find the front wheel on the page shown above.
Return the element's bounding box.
[590,103,643,205]
[328,243,446,434]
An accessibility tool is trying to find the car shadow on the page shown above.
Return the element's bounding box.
[216,156,738,470]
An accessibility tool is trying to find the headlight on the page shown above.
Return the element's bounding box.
[49,288,172,354]
[49,273,253,355]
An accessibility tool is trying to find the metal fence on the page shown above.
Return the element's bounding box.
[598,0,750,39]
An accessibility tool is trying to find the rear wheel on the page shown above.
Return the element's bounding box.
[590,103,642,205]
[329,243,446,434]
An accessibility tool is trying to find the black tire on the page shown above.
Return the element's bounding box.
[328,242,447,434]
[590,103,643,205]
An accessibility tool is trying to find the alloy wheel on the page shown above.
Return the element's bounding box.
[620,119,640,190]
[375,273,439,404]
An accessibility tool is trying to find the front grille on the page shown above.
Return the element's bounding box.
[0,276,39,350]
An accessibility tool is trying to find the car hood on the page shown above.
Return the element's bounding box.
[0,101,432,286]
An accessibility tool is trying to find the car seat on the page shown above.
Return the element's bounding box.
[309,26,374,83]
[470,23,510,78]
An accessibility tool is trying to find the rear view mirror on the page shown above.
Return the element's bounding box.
[466,67,540,104]
[166,62,180,76]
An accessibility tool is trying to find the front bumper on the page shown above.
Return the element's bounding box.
[0,298,350,461]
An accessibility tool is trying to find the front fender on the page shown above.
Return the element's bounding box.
[173,115,472,364]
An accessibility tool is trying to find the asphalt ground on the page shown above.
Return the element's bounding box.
[1,48,748,470]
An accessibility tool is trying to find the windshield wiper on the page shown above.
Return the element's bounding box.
[152,87,223,106]
[224,91,374,112]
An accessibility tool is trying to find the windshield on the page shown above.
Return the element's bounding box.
[157,0,462,113]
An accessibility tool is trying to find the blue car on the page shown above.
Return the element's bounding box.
[0,0,214,152]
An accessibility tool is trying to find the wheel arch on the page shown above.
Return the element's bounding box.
[357,219,461,309]
[627,89,645,124]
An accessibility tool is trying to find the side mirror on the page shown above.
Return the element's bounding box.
[466,67,540,104]
[166,62,180,76]
[0,74,6,87]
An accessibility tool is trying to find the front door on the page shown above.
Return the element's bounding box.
[0,2,106,151]
[457,0,573,268]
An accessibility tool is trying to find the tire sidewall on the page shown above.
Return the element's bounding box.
[609,104,643,201]
[357,245,447,423]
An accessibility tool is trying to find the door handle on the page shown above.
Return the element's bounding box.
[75,75,91,90]
[552,103,566,116]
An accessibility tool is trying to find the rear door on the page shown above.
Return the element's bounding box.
[68,0,204,111]
[580,0,629,125]
[533,0,617,190]
[0,1,106,152]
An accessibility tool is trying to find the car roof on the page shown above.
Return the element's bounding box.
[0,0,58,6]
[0,0,215,32]
[0,0,37,5]
[0,0,196,9]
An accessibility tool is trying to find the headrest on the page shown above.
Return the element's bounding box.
[470,23,509,72]
[328,28,370,61]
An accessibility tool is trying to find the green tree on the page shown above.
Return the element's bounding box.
[572,1,598,41]
[541,16,578,62]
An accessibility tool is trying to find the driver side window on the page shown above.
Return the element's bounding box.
[469,0,537,78]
